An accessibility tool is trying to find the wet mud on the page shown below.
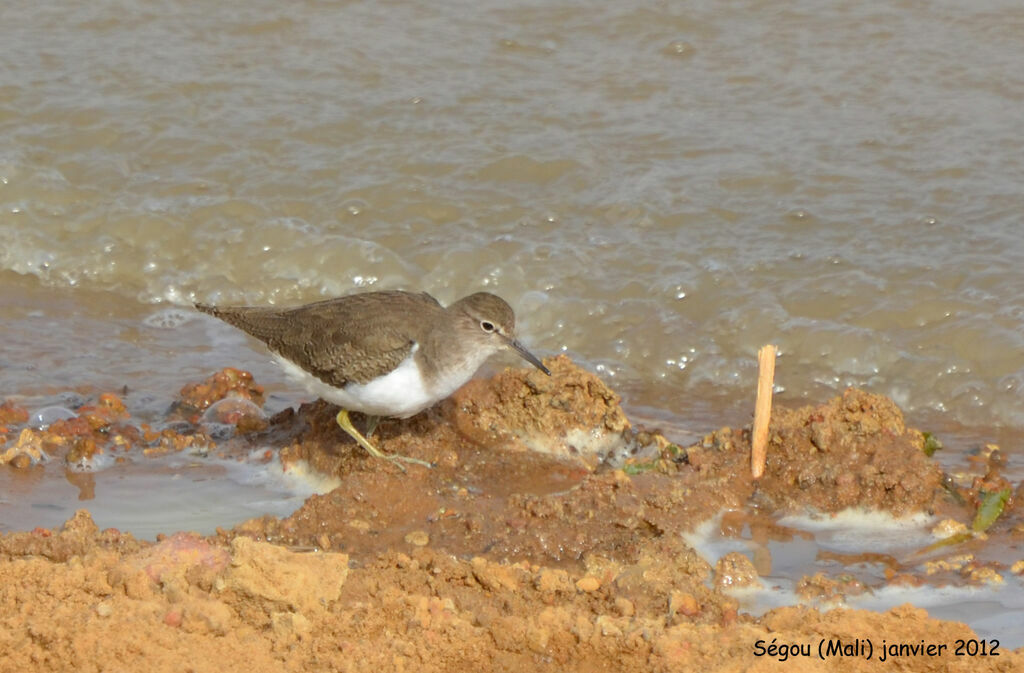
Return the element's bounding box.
[1,356,1021,671]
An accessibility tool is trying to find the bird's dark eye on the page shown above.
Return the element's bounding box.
[480,320,495,333]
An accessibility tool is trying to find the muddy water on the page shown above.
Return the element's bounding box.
[2,0,1024,643]
[3,0,1024,434]
[0,452,319,539]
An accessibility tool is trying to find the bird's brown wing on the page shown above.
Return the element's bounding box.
[196,291,443,386]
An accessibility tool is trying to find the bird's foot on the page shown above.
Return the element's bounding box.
[335,410,434,471]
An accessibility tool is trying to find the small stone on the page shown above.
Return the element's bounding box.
[10,453,32,469]
[575,576,601,592]
[226,537,349,617]
[471,557,519,592]
[668,591,699,618]
[714,552,761,589]
[95,602,112,617]
[614,596,634,617]
[0,400,30,424]
[164,609,183,627]
[404,530,429,547]
[967,566,1004,585]
[932,518,968,539]
[272,610,311,638]
[535,568,573,593]
[595,614,622,637]
[924,554,973,575]
[0,428,47,466]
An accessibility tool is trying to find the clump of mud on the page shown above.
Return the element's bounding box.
[756,388,945,515]
[450,354,632,461]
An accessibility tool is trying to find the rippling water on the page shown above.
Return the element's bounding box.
[3,0,1024,443]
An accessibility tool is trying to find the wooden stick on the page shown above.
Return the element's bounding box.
[751,344,777,479]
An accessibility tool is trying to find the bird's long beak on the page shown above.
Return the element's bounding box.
[503,335,551,375]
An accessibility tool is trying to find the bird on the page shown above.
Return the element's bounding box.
[195,290,550,469]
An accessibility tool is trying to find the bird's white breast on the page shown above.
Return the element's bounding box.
[272,348,436,418]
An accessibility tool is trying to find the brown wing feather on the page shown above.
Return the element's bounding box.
[196,291,443,386]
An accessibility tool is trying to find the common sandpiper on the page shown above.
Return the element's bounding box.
[196,290,550,469]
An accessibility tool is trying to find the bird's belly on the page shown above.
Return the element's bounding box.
[272,353,435,418]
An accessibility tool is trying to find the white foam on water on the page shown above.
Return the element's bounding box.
[65,450,118,473]
[777,509,937,553]
[142,308,195,330]
[232,451,342,496]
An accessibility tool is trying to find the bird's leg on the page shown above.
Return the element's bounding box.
[335,409,434,470]
[364,414,380,439]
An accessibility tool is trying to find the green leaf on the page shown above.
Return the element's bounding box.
[622,460,659,475]
[921,432,943,456]
[919,531,973,555]
[972,488,1012,532]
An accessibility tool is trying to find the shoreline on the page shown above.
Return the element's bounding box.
[2,357,1022,670]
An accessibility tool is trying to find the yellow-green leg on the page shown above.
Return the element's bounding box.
[364,415,380,439]
[335,409,434,470]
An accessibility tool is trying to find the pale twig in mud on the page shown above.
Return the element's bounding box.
[751,344,777,479]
